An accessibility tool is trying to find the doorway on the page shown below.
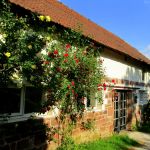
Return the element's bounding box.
[114,91,128,132]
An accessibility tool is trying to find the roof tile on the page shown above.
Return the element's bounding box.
[9,0,150,65]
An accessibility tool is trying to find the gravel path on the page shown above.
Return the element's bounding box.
[121,131,150,150]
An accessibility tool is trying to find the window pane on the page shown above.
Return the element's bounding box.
[115,111,118,118]
[121,93,123,100]
[123,109,126,116]
[115,102,118,109]
[124,101,126,108]
[0,88,21,114]
[120,101,123,109]
[25,87,42,113]
[123,117,126,124]
[115,119,118,128]
[120,110,123,117]
[120,118,122,125]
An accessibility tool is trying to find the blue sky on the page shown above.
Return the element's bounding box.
[60,0,150,58]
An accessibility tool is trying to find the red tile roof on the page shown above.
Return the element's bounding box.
[9,0,150,65]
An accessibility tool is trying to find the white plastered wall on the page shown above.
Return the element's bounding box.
[100,49,150,105]
[101,56,143,83]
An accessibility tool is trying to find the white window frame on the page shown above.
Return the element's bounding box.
[0,85,62,123]
[0,86,43,123]
[84,90,104,112]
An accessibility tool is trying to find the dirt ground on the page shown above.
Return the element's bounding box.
[121,131,150,150]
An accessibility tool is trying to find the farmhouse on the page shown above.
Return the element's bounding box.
[0,0,150,149]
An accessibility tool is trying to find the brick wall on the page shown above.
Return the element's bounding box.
[1,88,142,150]
[126,102,144,130]
[0,90,115,150]
[0,119,49,150]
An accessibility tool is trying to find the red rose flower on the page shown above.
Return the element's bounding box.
[64,53,69,57]
[53,50,58,55]
[71,81,75,86]
[66,44,71,49]
[103,83,106,87]
[112,79,116,84]
[75,59,79,64]
[104,87,106,91]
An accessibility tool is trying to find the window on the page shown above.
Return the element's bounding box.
[85,90,102,110]
[25,87,42,113]
[0,87,21,115]
[76,90,103,111]
[84,57,104,110]
[0,86,42,118]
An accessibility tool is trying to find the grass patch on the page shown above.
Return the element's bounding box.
[76,134,139,150]
[73,130,101,144]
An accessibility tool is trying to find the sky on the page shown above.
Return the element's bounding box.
[60,0,150,59]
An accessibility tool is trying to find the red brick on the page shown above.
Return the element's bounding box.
[99,115,104,119]
[107,107,114,116]
[100,126,106,131]
[86,112,94,118]
[51,118,59,126]
[100,118,106,123]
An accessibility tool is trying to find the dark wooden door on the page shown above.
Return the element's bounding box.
[114,91,127,132]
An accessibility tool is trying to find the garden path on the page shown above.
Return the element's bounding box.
[121,131,150,150]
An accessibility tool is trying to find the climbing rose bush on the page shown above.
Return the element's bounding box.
[0,0,104,114]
